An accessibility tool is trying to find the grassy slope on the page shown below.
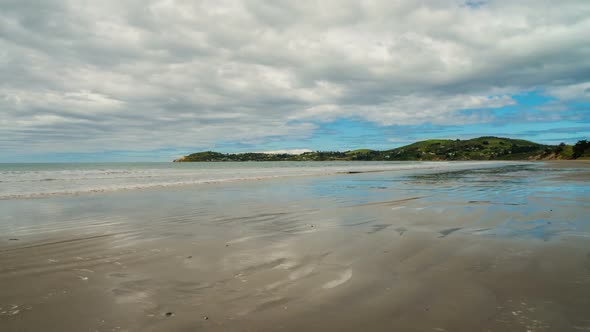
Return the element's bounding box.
[383,136,556,161]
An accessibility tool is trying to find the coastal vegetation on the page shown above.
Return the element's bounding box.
[174,137,589,162]
[573,140,590,159]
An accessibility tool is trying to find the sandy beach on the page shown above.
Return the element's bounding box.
[1,161,589,332]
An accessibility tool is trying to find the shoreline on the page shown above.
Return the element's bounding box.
[537,159,590,168]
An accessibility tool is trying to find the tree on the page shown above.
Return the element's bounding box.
[573,140,590,159]
[553,142,566,154]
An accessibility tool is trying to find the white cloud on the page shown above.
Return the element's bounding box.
[0,0,589,155]
[546,82,590,102]
[290,94,515,125]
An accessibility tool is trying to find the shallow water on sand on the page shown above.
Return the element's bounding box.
[0,161,589,331]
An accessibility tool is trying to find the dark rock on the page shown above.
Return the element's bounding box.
[165,312,174,317]
[9,238,19,241]
[204,316,209,320]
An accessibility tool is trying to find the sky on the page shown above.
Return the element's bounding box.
[1,0,589,162]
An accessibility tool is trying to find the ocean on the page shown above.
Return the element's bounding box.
[0,161,514,200]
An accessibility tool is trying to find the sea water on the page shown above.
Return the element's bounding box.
[0,161,515,200]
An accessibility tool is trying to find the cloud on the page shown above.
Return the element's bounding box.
[290,94,515,125]
[1,0,589,156]
[545,82,590,102]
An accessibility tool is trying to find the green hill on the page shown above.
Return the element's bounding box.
[383,137,555,161]
[174,137,587,162]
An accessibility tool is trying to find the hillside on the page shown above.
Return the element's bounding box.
[382,137,559,161]
[174,137,587,162]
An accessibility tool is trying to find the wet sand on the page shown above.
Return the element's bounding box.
[1,162,589,331]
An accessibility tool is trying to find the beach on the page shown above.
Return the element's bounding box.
[1,161,589,331]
